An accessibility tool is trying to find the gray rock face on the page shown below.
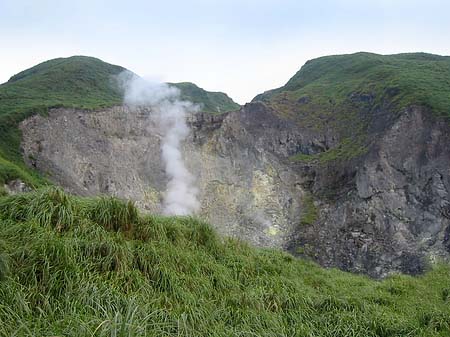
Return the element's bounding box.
[288,106,450,277]
[20,104,306,248]
[20,103,450,277]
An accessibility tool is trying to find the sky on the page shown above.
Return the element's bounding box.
[1,0,450,104]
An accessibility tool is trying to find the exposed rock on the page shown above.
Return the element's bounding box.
[349,92,375,104]
[4,179,31,194]
[297,96,310,104]
[288,106,450,277]
[20,104,307,247]
[20,103,450,277]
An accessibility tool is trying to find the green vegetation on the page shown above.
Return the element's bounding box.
[255,52,450,163]
[171,82,240,114]
[256,52,450,116]
[0,187,449,336]
[300,193,318,225]
[0,56,126,188]
[291,138,367,164]
[0,56,240,188]
[0,186,7,197]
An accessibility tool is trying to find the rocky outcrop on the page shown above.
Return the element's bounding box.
[20,104,308,248]
[288,106,450,277]
[3,179,31,195]
[20,103,450,277]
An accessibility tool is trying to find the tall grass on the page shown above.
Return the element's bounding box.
[82,196,138,232]
[0,188,449,336]
[0,187,138,232]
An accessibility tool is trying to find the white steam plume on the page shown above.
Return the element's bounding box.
[120,72,200,215]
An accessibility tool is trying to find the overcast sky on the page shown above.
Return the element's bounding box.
[1,0,449,103]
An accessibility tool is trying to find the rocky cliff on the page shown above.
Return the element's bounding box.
[288,105,450,277]
[0,56,240,191]
[20,104,304,249]
[13,52,450,277]
[19,103,450,278]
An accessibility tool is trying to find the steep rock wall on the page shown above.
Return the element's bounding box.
[20,103,450,277]
[20,104,308,248]
[289,107,450,277]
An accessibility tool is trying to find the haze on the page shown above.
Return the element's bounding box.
[1,0,450,104]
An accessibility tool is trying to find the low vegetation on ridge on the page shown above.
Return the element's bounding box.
[0,188,449,336]
[255,52,450,164]
[0,56,240,189]
[0,56,126,189]
[171,82,240,114]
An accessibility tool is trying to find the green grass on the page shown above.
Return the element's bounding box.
[256,52,450,116]
[291,138,368,164]
[0,151,48,187]
[0,56,126,188]
[171,82,240,114]
[255,52,450,163]
[300,193,318,225]
[0,56,240,188]
[0,187,449,336]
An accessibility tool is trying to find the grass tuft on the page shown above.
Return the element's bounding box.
[82,196,138,232]
[300,193,318,225]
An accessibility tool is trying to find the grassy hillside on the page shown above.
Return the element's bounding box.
[0,56,240,188]
[254,52,450,163]
[171,82,240,114]
[0,56,126,188]
[0,188,449,336]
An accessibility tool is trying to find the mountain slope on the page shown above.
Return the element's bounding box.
[254,52,450,163]
[12,52,450,276]
[250,52,450,275]
[0,188,449,336]
[2,56,126,115]
[255,52,450,115]
[0,56,239,189]
[0,56,126,189]
[171,82,240,114]
[3,52,450,277]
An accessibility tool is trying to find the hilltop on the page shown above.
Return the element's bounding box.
[170,82,240,114]
[254,52,450,163]
[0,56,240,191]
[255,52,450,115]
